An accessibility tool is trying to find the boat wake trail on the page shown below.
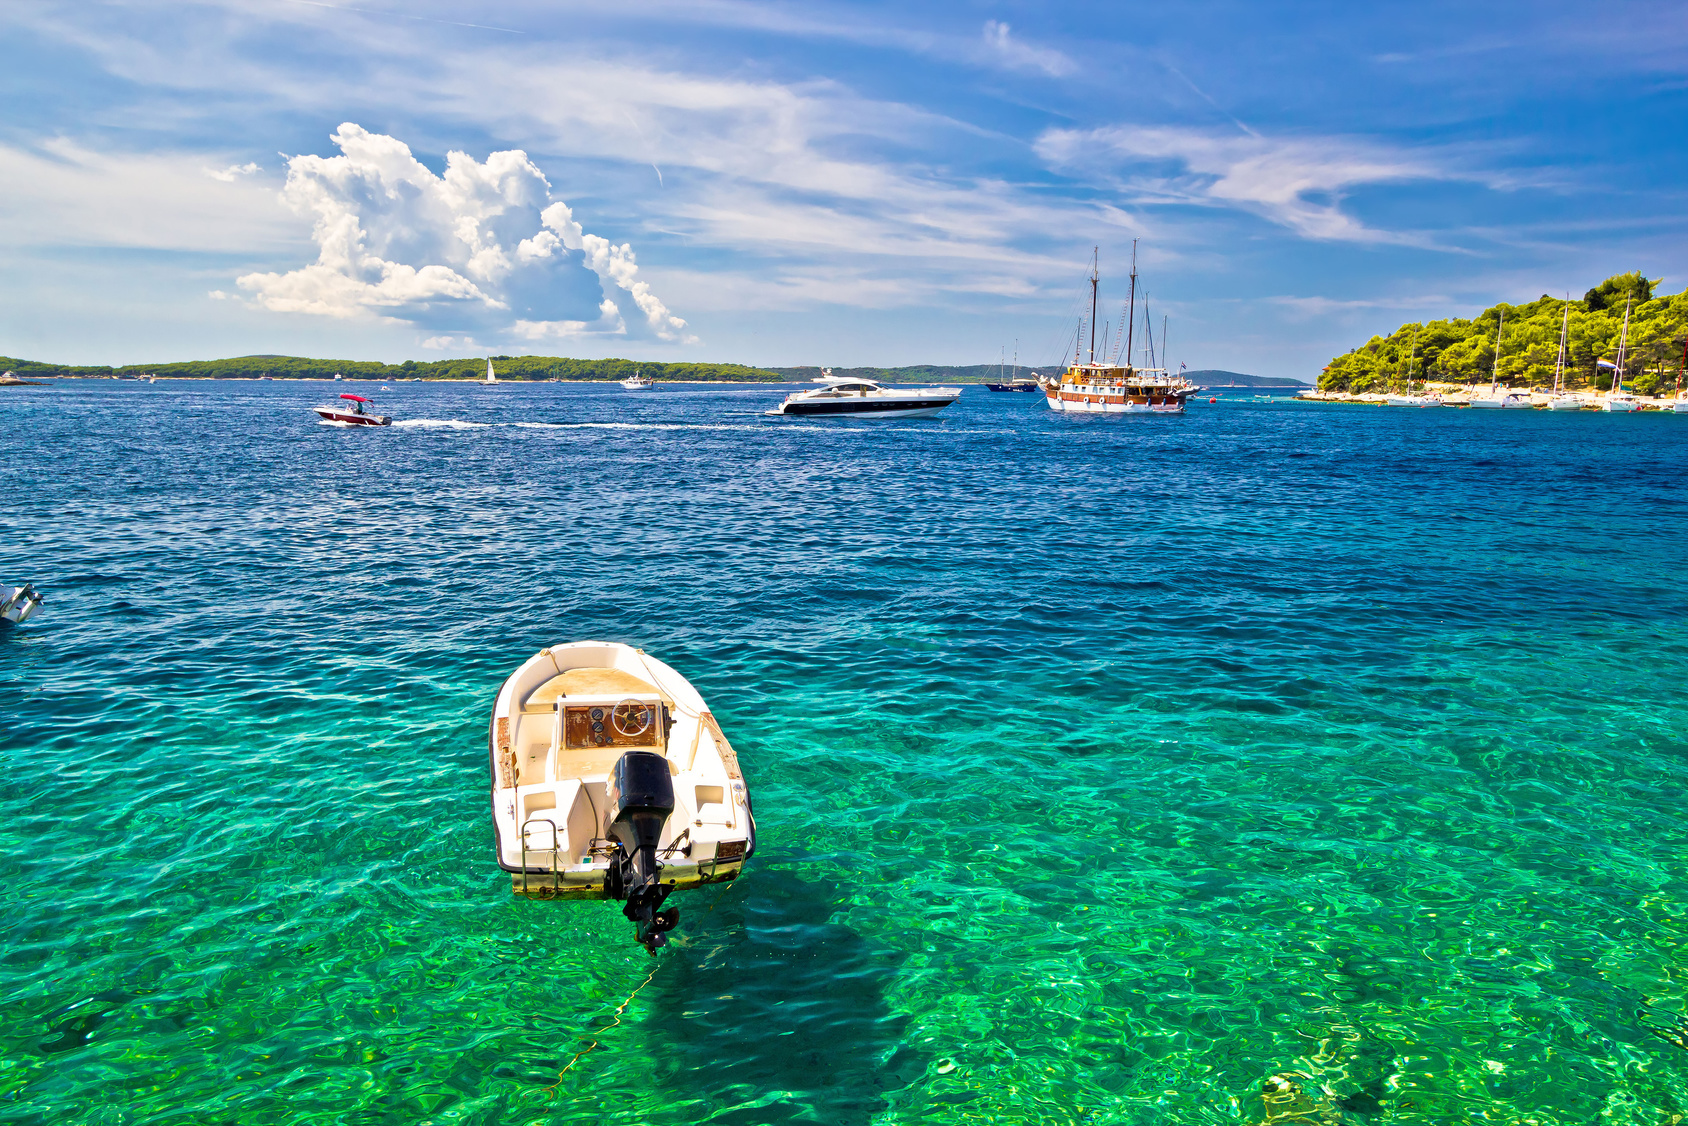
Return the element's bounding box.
[392,419,492,429]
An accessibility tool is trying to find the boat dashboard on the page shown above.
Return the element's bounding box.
[561,701,665,750]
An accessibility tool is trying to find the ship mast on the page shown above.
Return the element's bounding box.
[1125,239,1138,373]
[1088,247,1099,365]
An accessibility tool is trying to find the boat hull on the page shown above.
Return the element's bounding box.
[312,408,390,426]
[1045,389,1186,414]
[774,397,957,418]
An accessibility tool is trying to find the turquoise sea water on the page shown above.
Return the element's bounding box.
[3,380,1687,1125]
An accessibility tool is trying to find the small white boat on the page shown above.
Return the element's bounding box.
[1547,395,1586,411]
[621,370,654,390]
[489,642,754,950]
[0,583,43,624]
[1602,394,1641,413]
[311,393,391,426]
[1386,394,1444,407]
[476,357,502,388]
[1468,393,1532,409]
[769,376,960,418]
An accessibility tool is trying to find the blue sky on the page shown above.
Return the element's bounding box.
[2,1,1684,377]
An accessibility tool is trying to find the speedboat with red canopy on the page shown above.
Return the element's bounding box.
[312,393,391,426]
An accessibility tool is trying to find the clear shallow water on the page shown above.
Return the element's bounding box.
[3,380,1687,1125]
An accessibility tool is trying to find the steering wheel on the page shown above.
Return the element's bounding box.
[611,699,655,739]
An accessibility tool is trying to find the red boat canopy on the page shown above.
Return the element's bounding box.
[339,394,371,402]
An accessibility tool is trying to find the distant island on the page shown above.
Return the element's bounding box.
[1184,370,1309,388]
[0,354,1299,386]
[0,354,787,383]
[1320,272,1688,394]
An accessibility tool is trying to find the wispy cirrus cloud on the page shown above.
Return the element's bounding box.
[981,20,1074,77]
[1036,125,1462,244]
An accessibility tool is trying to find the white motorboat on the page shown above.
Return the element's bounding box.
[1,583,43,624]
[1547,395,1586,411]
[621,370,654,390]
[488,641,755,950]
[311,393,391,426]
[1602,394,1641,413]
[1386,394,1444,407]
[769,376,960,418]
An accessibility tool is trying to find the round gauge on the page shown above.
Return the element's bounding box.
[591,721,604,734]
[611,699,655,738]
[594,734,607,746]
[590,707,605,721]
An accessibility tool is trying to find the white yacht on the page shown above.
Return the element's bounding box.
[1386,394,1443,407]
[1544,298,1582,411]
[488,641,754,951]
[1547,395,1587,411]
[768,376,960,419]
[621,370,653,390]
[1602,394,1641,413]
[477,356,501,388]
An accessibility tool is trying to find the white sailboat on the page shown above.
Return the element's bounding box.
[1386,326,1442,406]
[477,356,501,388]
[1546,299,1584,410]
[1602,296,1639,411]
[1468,309,1529,408]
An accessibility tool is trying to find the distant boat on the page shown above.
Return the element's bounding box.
[312,393,392,426]
[768,376,960,418]
[1044,246,1199,414]
[333,373,343,381]
[1600,296,1636,412]
[477,357,502,388]
[985,345,1038,392]
[1469,393,1532,409]
[621,368,653,390]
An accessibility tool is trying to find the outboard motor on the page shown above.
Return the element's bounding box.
[603,750,680,951]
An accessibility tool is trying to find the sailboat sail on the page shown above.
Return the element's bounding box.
[486,357,497,384]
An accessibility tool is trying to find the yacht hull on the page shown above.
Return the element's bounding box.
[311,407,390,426]
[1044,389,1186,414]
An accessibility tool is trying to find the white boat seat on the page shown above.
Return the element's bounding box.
[526,667,655,710]
[516,780,592,859]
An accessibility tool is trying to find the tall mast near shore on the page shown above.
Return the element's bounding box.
[1125,240,1138,372]
[1088,247,1099,365]
[1490,308,1504,395]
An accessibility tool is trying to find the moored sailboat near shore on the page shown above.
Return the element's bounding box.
[1043,245,1198,415]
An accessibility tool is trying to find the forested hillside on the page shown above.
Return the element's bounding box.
[0,354,784,382]
[1319,272,1688,394]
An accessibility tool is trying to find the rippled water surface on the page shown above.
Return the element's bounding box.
[4,379,1688,1124]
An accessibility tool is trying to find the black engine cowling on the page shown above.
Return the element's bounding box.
[604,751,680,951]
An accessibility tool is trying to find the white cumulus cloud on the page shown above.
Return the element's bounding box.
[205,161,261,182]
[236,124,692,342]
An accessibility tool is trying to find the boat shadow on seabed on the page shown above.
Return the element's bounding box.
[532,868,926,1125]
